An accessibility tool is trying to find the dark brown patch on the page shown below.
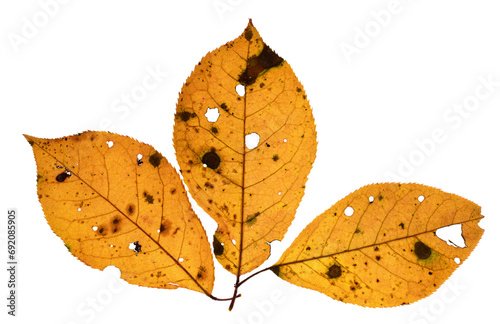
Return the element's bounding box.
[414,241,432,260]
[211,127,218,134]
[113,218,119,224]
[177,111,192,122]
[170,188,176,195]
[132,241,141,253]
[238,44,283,86]
[272,154,279,161]
[56,171,70,182]
[149,151,163,167]
[137,156,143,166]
[126,204,135,215]
[213,235,224,256]
[270,265,280,277]
[220,103,228,112]
[28,139,34,146]
[399,222,405,229]
[202,151,221,169]
[327,264,342,278]
[296,87,302,92]
[376,255,381,261]
[144,193,154,204]
[159,220,172,235]
[244,27,253,41]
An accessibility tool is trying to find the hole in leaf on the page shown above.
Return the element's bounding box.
[454,257,461,264]
[235,84,245,96]
[436,224,467,248]
[137,154,143,166]
[106,140,114,148]
[283,138,288,143]
[418,195,425,202]
[368,196,374,203]
[344,206,354,217]
[179,258,184,262]
[128,241,142,253]
[245,133,260,150]
[205,107,220,122]
[92,226,98,231]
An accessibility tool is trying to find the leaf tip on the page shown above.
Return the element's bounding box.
[23,134,35,146]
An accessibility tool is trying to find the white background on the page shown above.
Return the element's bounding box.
[1,1,499,323]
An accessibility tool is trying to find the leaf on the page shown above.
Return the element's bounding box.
[25,131,214,295]
[173,20,317,275]
[271,183,484,307]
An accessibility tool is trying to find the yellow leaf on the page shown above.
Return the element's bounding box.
[173,20,317,276]
[271,183,484,307]
[25,131,214,295]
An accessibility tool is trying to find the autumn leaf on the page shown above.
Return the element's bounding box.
[173,19,317,280]
[25,131,215,296]
[270,183,484,307]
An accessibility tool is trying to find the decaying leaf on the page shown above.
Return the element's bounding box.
[271,183,484,307]
[25,131,214,295]
[173,20,317,276]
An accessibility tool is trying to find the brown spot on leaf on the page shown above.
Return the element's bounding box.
[177,111,192,122]
[213,236,224,256]
[211,127,218,134]
[144,193,154,204]
[126,204,135,215]
[56,171,70,182]
[132,241,141,253]
[244,26,253,40]
[272,154,279,161]
[414,241,432,260]
[327,264,342,278]
[149,151,163,167]
[160,220,172,235]
[238,44,283,86]
[202,151,221,169]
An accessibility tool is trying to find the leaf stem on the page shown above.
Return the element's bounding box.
[235,266,273,288]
